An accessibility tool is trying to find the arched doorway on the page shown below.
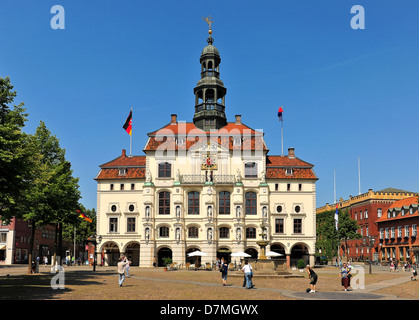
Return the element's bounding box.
[270,244,286,260]
[245,248,258,259]
[217,247,231,263]
[186,247,203,267]
[125,242,140,266]
[157,247,172,267]
[290,244,309,267]
[100,241,120,266]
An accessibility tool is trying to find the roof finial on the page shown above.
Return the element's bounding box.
[203,15,214,44]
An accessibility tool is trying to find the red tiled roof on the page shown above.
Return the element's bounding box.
[376,197,419,223]
[266,155,313,167]
[265,155,317,180]
[144,121,267,151]
[96,168,146,180]
[100,150,146,168]
[96,149,146,180]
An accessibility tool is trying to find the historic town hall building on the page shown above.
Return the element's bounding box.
[95,26,318,268]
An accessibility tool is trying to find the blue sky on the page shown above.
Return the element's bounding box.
[1,0,418,211]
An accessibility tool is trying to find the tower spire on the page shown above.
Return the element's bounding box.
[193,17,227,131]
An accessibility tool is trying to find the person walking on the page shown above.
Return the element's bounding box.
[220,257,228,286]
[118,256,129,287]
[124,257,131,277]
[241,260,253,289]
[339,262,351,291]
[411,263,417,281]
[307,265,317,293]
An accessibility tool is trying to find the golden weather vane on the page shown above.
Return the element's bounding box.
[202,15,214,34]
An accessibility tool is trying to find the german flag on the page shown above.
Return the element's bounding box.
[123,110,132,135]
[78,210,92,223]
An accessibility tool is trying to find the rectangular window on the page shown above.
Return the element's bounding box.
[298,183,302,191]
[188,192,200,215]
[109,218,118,233]
[246,228,257,239]
[219,191,230,215]
[158,162,171,178]
[120,184,124,191]
[380,228,384,239]
[391,227,395,239]
[0,233,7,242]
[127,218,136,233]
[159,192,170,215]
[385,228,389,239]
[398,226,402,238]
[219,227,229,239]
[377,208,382,218]
[293,219,302,234]
[131,183,135,190]
[110,184,114,191]
[244,162,257,178]
[287,183,291,191]
[275,219,284,234]
[413,225,417,237]
[275,183,278,191]
[405,225,410,237]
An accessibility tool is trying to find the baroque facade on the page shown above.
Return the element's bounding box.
[95,28,318,268]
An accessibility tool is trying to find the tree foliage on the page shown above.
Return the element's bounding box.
[0,77,94,272]
[316,208,361,258]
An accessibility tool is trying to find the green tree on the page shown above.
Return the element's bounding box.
[316,208,361,259]
[23,121,81,273]
[0,77,32,220]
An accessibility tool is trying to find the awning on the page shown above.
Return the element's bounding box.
[0,245,6,250]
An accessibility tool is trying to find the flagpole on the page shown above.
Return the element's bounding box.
[130,106,132,157]
[358,156,361,195]
[281,120,284,157]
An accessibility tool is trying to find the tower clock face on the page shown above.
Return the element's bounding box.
[201,154,217,170]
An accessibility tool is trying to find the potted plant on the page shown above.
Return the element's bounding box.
[162,257,172,271]
[297,259,306,272]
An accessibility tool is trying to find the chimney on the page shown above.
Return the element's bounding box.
[122,149,126,158]
[171,114,177,124]
[235,115,242,125]
[288,147,295,159]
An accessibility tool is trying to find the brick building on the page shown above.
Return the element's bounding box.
[0,217,71,265]
[317,188,418,262]
[376,196,419,263]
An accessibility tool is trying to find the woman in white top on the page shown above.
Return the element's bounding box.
[241,260,253,289]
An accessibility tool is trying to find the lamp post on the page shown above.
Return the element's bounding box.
[93,234,102,272]
[363,236,376,274]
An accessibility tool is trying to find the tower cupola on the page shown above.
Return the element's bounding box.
[193,16,227,131]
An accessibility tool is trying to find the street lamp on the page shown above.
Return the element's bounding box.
[363,236,376,274]
[93,234,102,272]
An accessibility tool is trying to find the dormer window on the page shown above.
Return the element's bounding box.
[119,168,127,176]
[285,168,293,175]
[233,137,242,146]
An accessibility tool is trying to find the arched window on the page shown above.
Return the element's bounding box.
[188,191,200,215]
[159,226,169,238]
[159,192,170,215]
[188,226,199,238]
[246,227,257,239]
[219,227,230,239]
[245,192,257,215]
[219,191,230,215]
[158,162,171,178]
